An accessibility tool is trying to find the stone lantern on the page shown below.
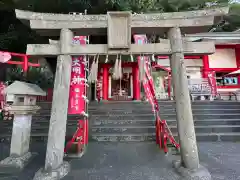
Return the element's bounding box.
[0,81,46,173]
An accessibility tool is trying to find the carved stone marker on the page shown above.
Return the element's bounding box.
[0,81,46,174]
[107,12,131,49]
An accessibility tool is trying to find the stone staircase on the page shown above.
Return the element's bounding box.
[90,101,240,142]
[1,101,240,142]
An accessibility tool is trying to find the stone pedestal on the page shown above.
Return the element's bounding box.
[173,160,211,180]
[33,161,70,180]
[0,115,37,173]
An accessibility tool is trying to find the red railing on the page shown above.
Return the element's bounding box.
[134,34,179,153]
[155,117,180,153]
[143,58,180,153]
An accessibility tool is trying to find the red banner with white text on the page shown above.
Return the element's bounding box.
[68,36,87,114]
[207,71,217,96]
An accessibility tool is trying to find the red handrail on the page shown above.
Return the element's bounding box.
[156,118,180,153]
[140,55,180,153]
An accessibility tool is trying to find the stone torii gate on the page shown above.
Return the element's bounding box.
[15,8,228,180]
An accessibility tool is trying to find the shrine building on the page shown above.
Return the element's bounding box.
[93,32,240,101]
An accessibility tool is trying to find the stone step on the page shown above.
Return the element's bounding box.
[37,101,240,109]
[2,119,240,128]
[167,119,240,126]
[39,101,240,106]
[90,132,240,142]
[1,128,240,142]
[91,125,240,134]
[2,124,238,135]
[161,114,240,120]
[90,109,240,114]
[91,119,240,126]
[38,106,240,112]
[1,112,239,123]
[2,132,240,142]
[90,113,240,120]
[37,108,240,115]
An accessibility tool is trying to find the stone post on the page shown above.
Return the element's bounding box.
[0,81,46,174]
[168,27,211,180]
[33,29,73,180]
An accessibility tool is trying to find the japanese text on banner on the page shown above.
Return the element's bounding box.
[68,36,87,114]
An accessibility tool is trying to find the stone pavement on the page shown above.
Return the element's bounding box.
[0,142,240,180]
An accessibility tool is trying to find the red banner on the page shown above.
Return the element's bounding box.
[96,73,102,101]
[0,82,6,110]
[68,36,87,114]
[207,71,217,96]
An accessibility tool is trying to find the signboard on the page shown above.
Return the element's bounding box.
[207,71,217,96]
[188,79,211,95]
[68,36,87,114]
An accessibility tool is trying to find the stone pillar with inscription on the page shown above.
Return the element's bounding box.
[168,27,212,180]
[0,81,46,174]
[33,29,73,180]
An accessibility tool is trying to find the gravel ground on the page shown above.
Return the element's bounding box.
[0,142,240,180]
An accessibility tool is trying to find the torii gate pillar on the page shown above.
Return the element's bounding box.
[168,27,211,180]
[33,29,72,180]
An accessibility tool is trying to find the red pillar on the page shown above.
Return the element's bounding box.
[133,64,141,101]
[22,55,29,77]
[102,65,109,100]
[202,55,210,78]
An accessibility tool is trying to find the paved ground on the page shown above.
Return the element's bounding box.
[0,142,240,180]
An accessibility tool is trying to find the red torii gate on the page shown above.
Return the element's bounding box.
[0,51,40,72]
[0,51,41,108]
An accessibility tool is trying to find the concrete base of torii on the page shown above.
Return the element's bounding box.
[33,161,70,180]
[173,160,211,180]
[0,115,37,174]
